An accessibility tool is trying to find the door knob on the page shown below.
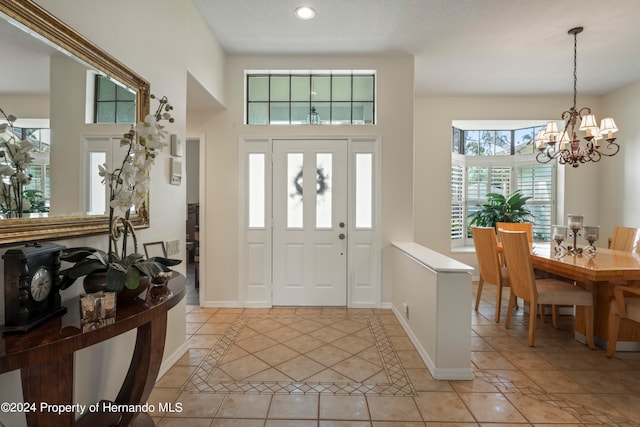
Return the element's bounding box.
[339,233,346,240]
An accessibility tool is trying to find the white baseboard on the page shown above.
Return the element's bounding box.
[391,304,472,381]
[201,300,242,308]
[380,302,393,310]
[157,341,189,381]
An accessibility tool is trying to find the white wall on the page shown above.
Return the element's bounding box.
[599,80,640,235]
[414,95,604,268]
[0,1,226,425]
[187,54,415,306]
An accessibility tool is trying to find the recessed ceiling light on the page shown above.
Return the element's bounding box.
[294,6,315,20]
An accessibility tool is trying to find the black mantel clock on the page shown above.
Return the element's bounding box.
[3,242,67,333]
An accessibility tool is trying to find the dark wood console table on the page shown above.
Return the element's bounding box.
[0,273,186,427]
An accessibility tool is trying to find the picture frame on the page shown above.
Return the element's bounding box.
[143,241,166,259]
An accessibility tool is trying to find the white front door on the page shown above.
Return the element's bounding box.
[272,139,348,306]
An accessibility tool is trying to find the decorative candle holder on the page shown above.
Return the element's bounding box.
[583,225,600,256]
[567,214,584,254]
[552,224,568,257]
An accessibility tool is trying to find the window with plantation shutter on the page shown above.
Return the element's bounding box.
[517,164,553,241]
[451,123,556,248]
[451,156,465,243]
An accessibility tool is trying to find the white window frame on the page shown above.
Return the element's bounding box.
[451,153,556,248]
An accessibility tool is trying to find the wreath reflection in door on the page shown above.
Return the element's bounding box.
[291,167,329,198]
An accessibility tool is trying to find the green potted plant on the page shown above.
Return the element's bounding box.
[60,95,180,296]
[60,247,180,292]
[468,189,533,229]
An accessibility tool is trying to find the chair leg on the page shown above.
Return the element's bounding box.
[538,304,545,323]
[495,283,503,323]
[475,277,484,311]
[505,294,516,329]
[528,302,537,347]
[584,305,595,350]
[606,309,620,357]
[551,305,558,329]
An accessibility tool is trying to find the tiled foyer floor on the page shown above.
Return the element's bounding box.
[148,283,640,426]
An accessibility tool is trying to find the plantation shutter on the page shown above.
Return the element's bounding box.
[451,156,465,243]
[517,164,553,240]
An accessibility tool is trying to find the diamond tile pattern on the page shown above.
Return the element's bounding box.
[184,312,415,396]
[149,285,640,426]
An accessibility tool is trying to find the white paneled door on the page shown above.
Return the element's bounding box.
[272,139,348,306]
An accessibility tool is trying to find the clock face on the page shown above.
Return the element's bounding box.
[30,266,52,302]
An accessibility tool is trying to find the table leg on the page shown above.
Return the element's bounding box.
[21,354,73,427]
[115,313,167,426]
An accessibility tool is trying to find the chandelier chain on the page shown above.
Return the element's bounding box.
[572,30,577,110]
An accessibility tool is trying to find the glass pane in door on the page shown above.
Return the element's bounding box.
[287,153,304,228]
[248,153,265,228]
[355,153,372,228]
[316,153,333,228]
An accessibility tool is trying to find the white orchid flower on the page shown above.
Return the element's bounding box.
[0,164,14,176]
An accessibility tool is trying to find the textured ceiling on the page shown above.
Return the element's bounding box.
[191,0,640,97]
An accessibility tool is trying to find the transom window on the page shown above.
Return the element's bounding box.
[94,75,136,124]
[451,122,555,247]
[246,71,376,125]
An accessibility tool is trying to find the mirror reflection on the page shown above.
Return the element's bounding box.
[0,0,150,244]
[0,12,137,218]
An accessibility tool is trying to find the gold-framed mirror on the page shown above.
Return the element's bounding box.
[0,0,151,246]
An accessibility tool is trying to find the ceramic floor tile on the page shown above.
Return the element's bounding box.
[595,393,640,422]
[283,334,325,353]
[265,420,317,427]
[306,344,352,366]
[366,396,422,422]
[504,392,581,423]
[267,394,319,419]
[264,325,305,342]
[155,365,197,388]
[332,335,374,354]
[562,369,633,393]
[458,392,527,423]
[174,348,210,366]
[331,356,384,382]
[211,419,265,427]
[235,334,279,353]
[216,393,272,419]
[413,392,475,422]
[471,351,517,370]
[253,343,300,365]
[157,418,213,427]
[522,369,589,394]
[219,354,271,380]
[319,421,371,427]
[145,387,181,417]
[319,395,369,420]
[156,294,640,426]
[275,354,326,381]
[165,392,224,418]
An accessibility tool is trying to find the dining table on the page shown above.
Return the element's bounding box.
[530,243,640,349]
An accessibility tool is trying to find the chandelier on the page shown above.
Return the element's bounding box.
[535,27,620,168]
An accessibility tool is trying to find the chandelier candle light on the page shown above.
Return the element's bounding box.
[535,27,620,167]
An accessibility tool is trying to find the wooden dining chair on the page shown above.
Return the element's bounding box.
[496,222,533,251]
[606,285,640,357]
[471,226,511,322]
[609,226,640,252]
[498,229,595,348]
